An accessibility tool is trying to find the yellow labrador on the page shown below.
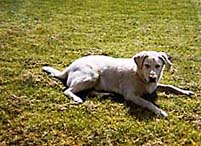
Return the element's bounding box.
[43,51,194,117]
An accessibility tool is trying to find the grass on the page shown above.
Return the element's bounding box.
[0,0,201,145]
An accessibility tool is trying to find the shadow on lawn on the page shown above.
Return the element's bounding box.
[76,90,158,120]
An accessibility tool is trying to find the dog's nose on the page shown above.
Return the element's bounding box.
[149,77,157,83]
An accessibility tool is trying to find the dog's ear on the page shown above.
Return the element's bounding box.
[159,52,172,70]
[133,51,148,69]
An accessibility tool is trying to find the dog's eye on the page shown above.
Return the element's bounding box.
[155,64,160,68]
[145,64,150,68]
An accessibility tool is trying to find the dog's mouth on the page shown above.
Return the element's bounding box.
[148,77,157,83]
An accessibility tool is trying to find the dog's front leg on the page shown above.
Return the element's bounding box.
[157,83,194,96]
[126,96,168,117]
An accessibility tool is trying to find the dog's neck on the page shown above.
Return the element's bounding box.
[134,76,157,96]
[145,83,157,94]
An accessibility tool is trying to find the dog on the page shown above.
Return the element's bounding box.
[42,51,194,117]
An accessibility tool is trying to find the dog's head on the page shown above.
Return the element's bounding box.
[133,51,172,84]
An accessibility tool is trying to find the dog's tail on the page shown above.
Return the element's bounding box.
[42,66,68,81]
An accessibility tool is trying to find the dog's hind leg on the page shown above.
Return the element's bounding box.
[87,91,116,97]
[64,81,98,103]
[64,88,84,103]
[64,70,99,103]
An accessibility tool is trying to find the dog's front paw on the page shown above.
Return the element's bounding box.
[159,110,168,117]
[182,90,194,97]
[155,109,168,117]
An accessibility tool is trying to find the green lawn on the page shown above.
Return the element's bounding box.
[0,0,201,145]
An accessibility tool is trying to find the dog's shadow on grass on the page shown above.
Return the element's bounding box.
[76,90,158,121]
[125,102,157,121]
